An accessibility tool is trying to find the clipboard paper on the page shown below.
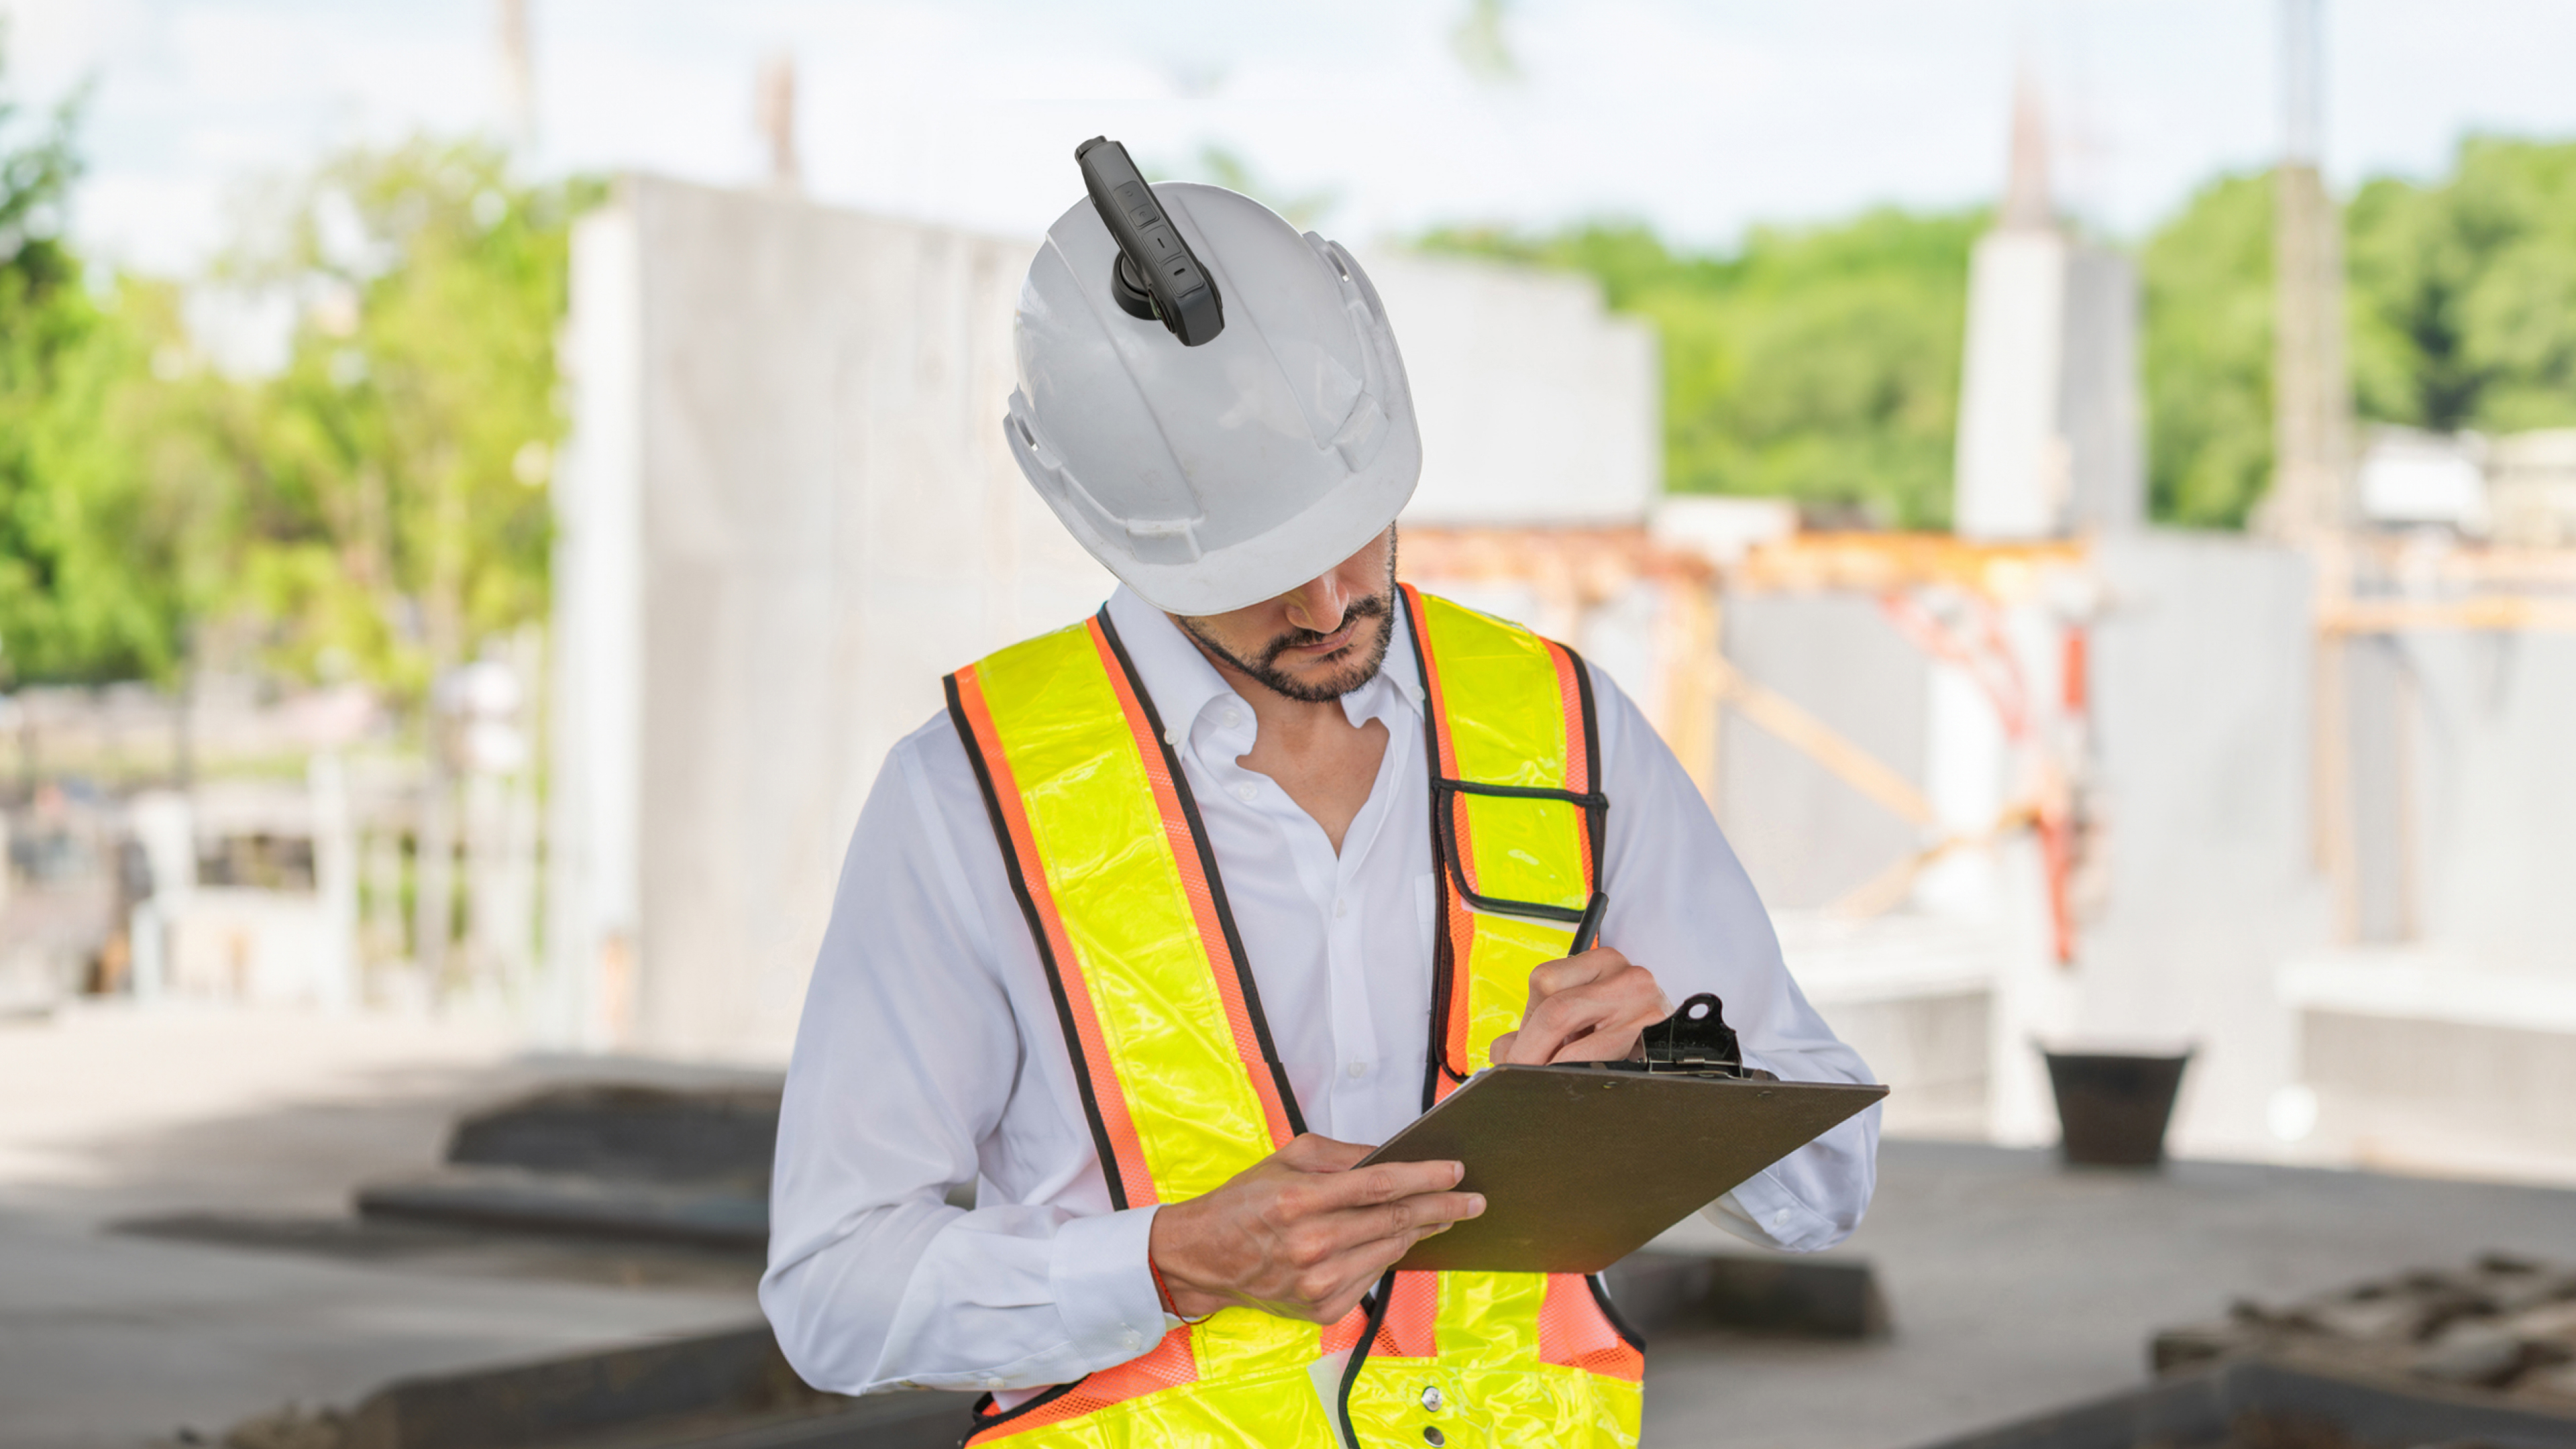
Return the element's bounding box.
[1357,1065,1886,1274]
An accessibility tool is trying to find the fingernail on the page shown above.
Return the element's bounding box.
[1466,1193,1487,1216]
[1449,1161,1466,1186]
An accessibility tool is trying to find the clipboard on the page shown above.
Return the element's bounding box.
[1357,1063,1886,1273]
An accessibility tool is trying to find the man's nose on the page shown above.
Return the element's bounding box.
[1287,575,1350,635]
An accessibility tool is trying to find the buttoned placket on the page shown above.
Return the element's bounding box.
[1181,672,1419,1141]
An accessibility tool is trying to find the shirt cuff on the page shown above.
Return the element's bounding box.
[1049,1205,1169,1369]
[1701,1050,1840,1252]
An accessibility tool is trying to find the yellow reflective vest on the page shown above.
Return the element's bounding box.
[942,586,1643,1448]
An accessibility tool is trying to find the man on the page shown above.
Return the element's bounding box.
[762,151,1877,1447]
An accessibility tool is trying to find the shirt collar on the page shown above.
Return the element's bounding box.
[1100,586,1426,743]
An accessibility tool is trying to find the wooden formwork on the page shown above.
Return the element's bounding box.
[1401,526,2099,958]
[1404,523,2576,959]
[2309,533,2576,945]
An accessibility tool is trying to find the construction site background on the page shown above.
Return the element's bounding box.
[11,3,2576,1447]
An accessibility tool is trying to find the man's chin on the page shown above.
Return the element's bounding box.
[1279,655,1375,696]
[1181,598,1397,704]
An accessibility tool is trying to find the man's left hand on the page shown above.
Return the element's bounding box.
[1489,948,1670,1065]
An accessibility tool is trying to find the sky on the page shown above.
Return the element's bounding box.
[5,0,2576,278]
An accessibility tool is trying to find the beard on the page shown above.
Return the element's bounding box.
[1179,542,1400,704]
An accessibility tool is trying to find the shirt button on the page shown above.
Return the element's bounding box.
[1334,899,1348,919]
[1234,783,1258,802]
[1346,1061,1367,1079]
[1770,1208,1792,1228]
[981,1375,1004,1389]
[1222,707,1243,727]
[1121,1329,1142,1350]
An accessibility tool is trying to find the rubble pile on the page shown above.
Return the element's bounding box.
[2155,1253,2576,1407]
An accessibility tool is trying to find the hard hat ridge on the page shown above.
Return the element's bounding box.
[1004,154,1421,617]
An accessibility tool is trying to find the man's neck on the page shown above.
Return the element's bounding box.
[1189,641,1389,855]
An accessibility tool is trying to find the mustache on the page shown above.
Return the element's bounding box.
[1255,592,1391,669]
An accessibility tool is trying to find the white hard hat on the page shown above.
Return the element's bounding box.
[1004,180,1421,616]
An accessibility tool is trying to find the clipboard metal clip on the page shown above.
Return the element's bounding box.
[1620,992,1777,1080]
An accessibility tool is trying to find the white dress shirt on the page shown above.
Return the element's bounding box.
[761,586,1879,1397]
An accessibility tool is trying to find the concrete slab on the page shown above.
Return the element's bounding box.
[0,1004,769,1449]
[0,1212,755,1449]
[15,1006,2576,1449]
[1642,1139,2576,1449]
[0,1001,772,1226]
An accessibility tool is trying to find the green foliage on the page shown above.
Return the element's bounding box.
[2143,138,2576,529]
[0,38,590,693]
[0,42,216,684]
[217,140,597,697]
[1421,211,1981,528]
[2141,172,2275,529]
[2347,137,2576,435]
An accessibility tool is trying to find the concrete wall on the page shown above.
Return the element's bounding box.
[1368,253,1660,526]
[2060,249,2145,535]
[549,178,1116,1061]
[2280,623,2576,1177]
[549,178,1667,1063]
[1716,594,1931,911]
[2076,533,2328,1155]
[2398,630,2576,967]
[1952,229,2143,540]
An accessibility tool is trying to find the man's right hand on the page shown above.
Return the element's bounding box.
[1146,1134,1484,1324]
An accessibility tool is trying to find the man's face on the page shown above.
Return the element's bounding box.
[1176,527,1399,704]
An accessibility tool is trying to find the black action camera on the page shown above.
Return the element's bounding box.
[1075,136,1225,347]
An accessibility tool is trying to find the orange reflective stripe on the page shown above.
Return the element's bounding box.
[1539,1274,1644,1384]
[1320,1304,1370,1356]
[1403,583,1464,781]
[1322,1273,1442,1359]
[1403,584,1479,1092]
[948,659,1157,1210]
[1381,1272,1442,1358]
[1403,584,1603,1089]
[951,595,1640,1448]
[1089,619,1299,1152]
[965,1328,1202,1444]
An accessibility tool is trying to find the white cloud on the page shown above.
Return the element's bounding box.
[14,0,2576,279]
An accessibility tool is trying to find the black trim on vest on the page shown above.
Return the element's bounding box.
[1571,644,1608,883]
[1092,606,1309,1140]
[1434,779,1610,804]
[1430,780,1611,925]
[946,671,1129,1212]
[1403,592,1458,1112]
[1405,589,1614,1102]
[961,1379,1080,1444]
[1336,1267,1403,1449]
[1587,1271,1648,1353]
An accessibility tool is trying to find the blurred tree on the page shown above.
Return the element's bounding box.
[2143,138,2576,529]
[1421,211,1980,528]
[0,38,220,684]
[2347,137,2576,435]
[215,140,598,699]
[2141,172,2275,529]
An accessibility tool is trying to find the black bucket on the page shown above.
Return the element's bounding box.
[2043,1049,2192,1167]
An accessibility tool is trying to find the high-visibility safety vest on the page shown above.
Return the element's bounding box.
[943,586,1642,1448]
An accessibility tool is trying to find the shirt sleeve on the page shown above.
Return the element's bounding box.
[1583,661,1882,1252]
[759,720,1173,1395]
